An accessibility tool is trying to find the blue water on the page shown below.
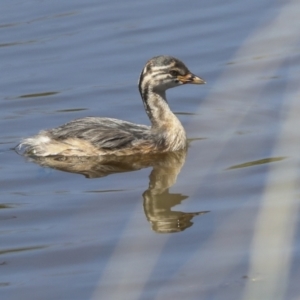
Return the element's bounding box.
[1,0,300,299]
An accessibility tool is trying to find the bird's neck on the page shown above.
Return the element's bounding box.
[139,85,187,150]
[140,86,174,127]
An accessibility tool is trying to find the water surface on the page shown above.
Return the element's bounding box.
[1,0,300,299]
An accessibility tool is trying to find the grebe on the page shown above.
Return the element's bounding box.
[19,55,205,156]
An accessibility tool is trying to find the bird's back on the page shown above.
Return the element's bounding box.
[20,117,155,156]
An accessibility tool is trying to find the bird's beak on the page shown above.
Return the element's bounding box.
[178,73,206,85]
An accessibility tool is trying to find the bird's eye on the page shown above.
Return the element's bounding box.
[169,70,179,77]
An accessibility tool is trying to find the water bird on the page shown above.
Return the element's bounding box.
[19,55,205,156]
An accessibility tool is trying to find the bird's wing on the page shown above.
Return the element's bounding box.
[48,117,151,150]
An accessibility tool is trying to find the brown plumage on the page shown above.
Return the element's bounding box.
[19,55,205,156]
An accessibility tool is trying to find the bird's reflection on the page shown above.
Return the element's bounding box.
[24,150,209,233]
